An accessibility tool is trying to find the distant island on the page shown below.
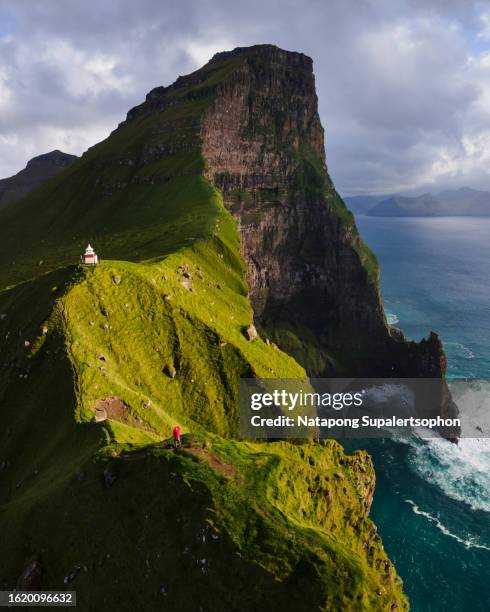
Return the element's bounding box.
[345,187,490,217]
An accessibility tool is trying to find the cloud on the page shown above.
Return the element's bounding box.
[0,0,489,195]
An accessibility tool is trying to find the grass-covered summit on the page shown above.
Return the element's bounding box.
[0,50,247,289]
[0,45,408,610]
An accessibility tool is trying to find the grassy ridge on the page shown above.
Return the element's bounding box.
[0,91,215,289]
[0,185,407,609]
[63,208,304,439]
[0,49,407,609]
[1,434,406,611]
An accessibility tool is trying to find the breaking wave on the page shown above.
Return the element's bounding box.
[405,499,490,551]
[389,380,490,513]
[404,435,490,513]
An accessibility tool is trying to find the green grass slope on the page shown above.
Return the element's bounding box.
[0,52,407,610]
[0,196,407,611]
[0,55,243,290]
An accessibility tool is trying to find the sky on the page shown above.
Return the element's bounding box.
[1,0,490,195]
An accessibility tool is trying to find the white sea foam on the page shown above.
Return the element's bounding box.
[405,435,490,513]
[387,313,399,325]
[391,380,490,513]
[405,499,490,551]
[450,380,490,437]
[364,382,414,409]
[447,341,475,360]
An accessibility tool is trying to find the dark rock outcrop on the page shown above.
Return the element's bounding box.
[197,46,450,382]
[0,150,78,210]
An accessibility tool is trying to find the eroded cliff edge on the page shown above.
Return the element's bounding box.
[199,45,449,382]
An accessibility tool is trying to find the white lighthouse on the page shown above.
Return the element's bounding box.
[81,244,99,265]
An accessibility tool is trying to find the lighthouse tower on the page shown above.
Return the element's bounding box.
[82,244,99,265]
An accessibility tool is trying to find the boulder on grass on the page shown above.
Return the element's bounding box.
[92,407,107,423]
[163,364,177,379]
[245,325,258,341]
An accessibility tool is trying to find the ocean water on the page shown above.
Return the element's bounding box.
[348,216,490,611]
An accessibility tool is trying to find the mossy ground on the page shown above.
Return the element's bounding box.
[0,191,407,610]
[0,433,404,611]
[0,49,407,610]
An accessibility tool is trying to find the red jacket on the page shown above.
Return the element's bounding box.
[172,426,181,440]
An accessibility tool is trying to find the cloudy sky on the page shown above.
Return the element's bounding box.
[1,0,490,195]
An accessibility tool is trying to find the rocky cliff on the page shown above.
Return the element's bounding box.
[197,46,450,382]
[0,45,412,606]
[0,150,78,210]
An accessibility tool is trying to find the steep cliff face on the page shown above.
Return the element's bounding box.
[199,45,450,379]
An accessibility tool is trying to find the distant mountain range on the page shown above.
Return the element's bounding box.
[0,150,78,210]
[345,187,490,217]
[342,195,387,215]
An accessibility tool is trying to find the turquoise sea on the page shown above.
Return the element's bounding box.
[349,216,490,611]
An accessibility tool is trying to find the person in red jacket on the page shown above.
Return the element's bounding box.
[172,425,182,449]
